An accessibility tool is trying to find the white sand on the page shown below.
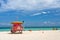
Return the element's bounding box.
[0,30,60,40]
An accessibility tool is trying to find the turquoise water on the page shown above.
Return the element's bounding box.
[0,27,60,31]
[24,28,53,30]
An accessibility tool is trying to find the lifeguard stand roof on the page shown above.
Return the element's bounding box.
[11,21,23,24]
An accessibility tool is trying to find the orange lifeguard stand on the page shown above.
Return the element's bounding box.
[11,21,23,33]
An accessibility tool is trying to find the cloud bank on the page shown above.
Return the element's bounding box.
[0,0,60,11]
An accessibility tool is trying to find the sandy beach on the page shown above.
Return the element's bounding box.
[0,30,60,40]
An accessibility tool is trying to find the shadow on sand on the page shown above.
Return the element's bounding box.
[8,32,23,34]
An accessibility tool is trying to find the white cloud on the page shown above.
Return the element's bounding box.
[42,12,47,14]
[31,11,47,16]
[43,21,56,25]
[43,21,48,24]
[31,13,41,16]
[0,0,60,12]
[0,23,11,26]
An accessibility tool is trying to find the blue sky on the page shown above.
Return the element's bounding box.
[0,0,60,27]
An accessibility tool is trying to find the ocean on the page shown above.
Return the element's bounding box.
[0,26,60,31]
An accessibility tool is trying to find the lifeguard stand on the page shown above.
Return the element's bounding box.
[11,21,23,33]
